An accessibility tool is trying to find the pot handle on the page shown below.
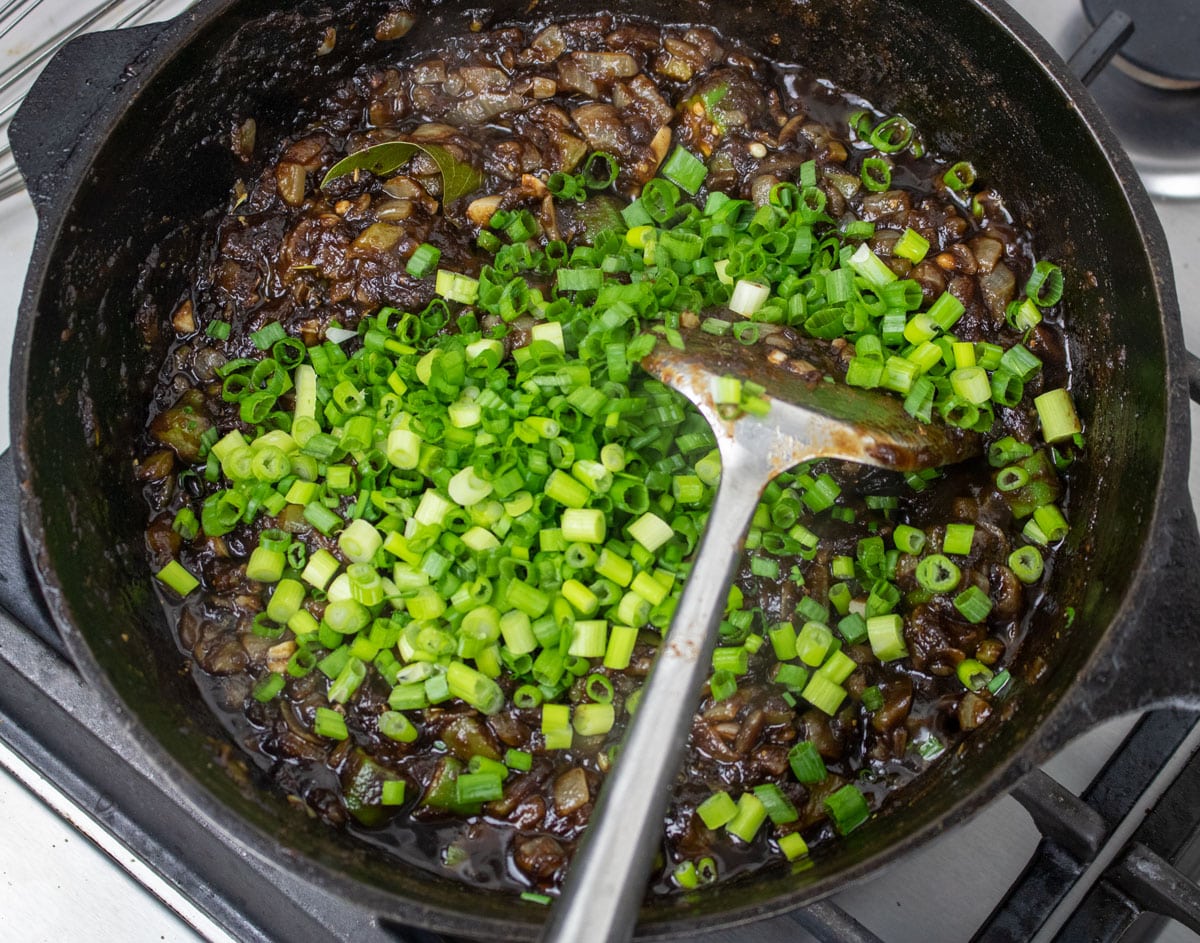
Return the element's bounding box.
[0,451,66,658]
[9,21,167,215]
[1187,351,1200,403]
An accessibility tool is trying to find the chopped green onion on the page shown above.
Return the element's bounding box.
[726,792,768,842]
[339,517,382,563]
[915,554,960,592]
[314,707,348,740]
[950,366,991,405]
[953,585,993,624]
[506,749,533,772]
[774,663,809,693]
[381,780,406,806]
[1034,389,1082,443]
[603,624,639,670]
[866,614,907,662]
[788,741,827,783]
[252,672,285,702]
[796,621,833,667]
[893,227,930,263]
[673,860,700,889]
[892,524,926,555]
[837,613,868,645]
[250,322,286,350]
[585,673,615,704]
[869,115,914,152]
[956,658,994,691]
[753,783,799,824]
[729,279,771,317]
[447,661,504,714]
[435,269,480,304]
[1033,503,1070,542]
[1009,545,1045,583]
[916,735,945,760]
[988,669,1012,695]
[628,512,673,552]
[561,508,606,544]
[1026,261,1064,307]
[943,523,975,556]
[768,622,797,661]
[379,710,419,743]
[927,292,964,330]
[710,669,738,701]
[778,832,809,861]
[456,772,504,805]
[697,790,739,829]
[542,703,573,750]
[406,242,441,278]
[861,156,892,192]
[824,784,870,835]
[660,145,708,194]
[155,560,199,596]
[801,672,846,715]
[943,161,977,192]
[266,579,305,623]
[817,649,856,684]
[246,546,285,583]
[572,702,615,736]
[848,243,897,289]
[712,646,749,675]
[995,465,1030,492]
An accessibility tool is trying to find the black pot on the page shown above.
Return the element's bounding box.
[9,0,1200,938]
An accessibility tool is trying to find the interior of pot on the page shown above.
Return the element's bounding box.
[13,0,1172,936]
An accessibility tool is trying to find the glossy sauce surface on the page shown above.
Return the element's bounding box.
[137,13,1071,898]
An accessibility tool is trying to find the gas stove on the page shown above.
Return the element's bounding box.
[0,2,1198,941]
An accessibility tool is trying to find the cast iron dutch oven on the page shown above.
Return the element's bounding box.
[10,0,1200,937]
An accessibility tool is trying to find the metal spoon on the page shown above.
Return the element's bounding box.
[537,326,980,943]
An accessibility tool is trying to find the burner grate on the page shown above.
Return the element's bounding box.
[979,711,1200,942]
[1074,1,1200,199]
[1083,0,1200,90]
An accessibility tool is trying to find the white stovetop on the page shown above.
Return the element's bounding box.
[0,9,214,943]
[0,1,1197,941]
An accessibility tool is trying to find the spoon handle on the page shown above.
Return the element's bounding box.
[538,448,772,943]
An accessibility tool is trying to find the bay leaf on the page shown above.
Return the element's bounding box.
[320,140,484,202]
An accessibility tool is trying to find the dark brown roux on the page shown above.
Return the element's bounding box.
[136,13,1070,899]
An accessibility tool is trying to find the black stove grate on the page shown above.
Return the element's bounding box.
[980,711,1200,942]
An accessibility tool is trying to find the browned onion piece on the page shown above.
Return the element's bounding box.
[136,450,176,483]
[375,10,416,41]
[527,24,566,63]
[275,162,307,206]
[979,262,1017,321]
[570,102,631,154]
[553,768,591,815]
[959,692,993,730]
[513,834,568,881]
[572,51,638,80]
